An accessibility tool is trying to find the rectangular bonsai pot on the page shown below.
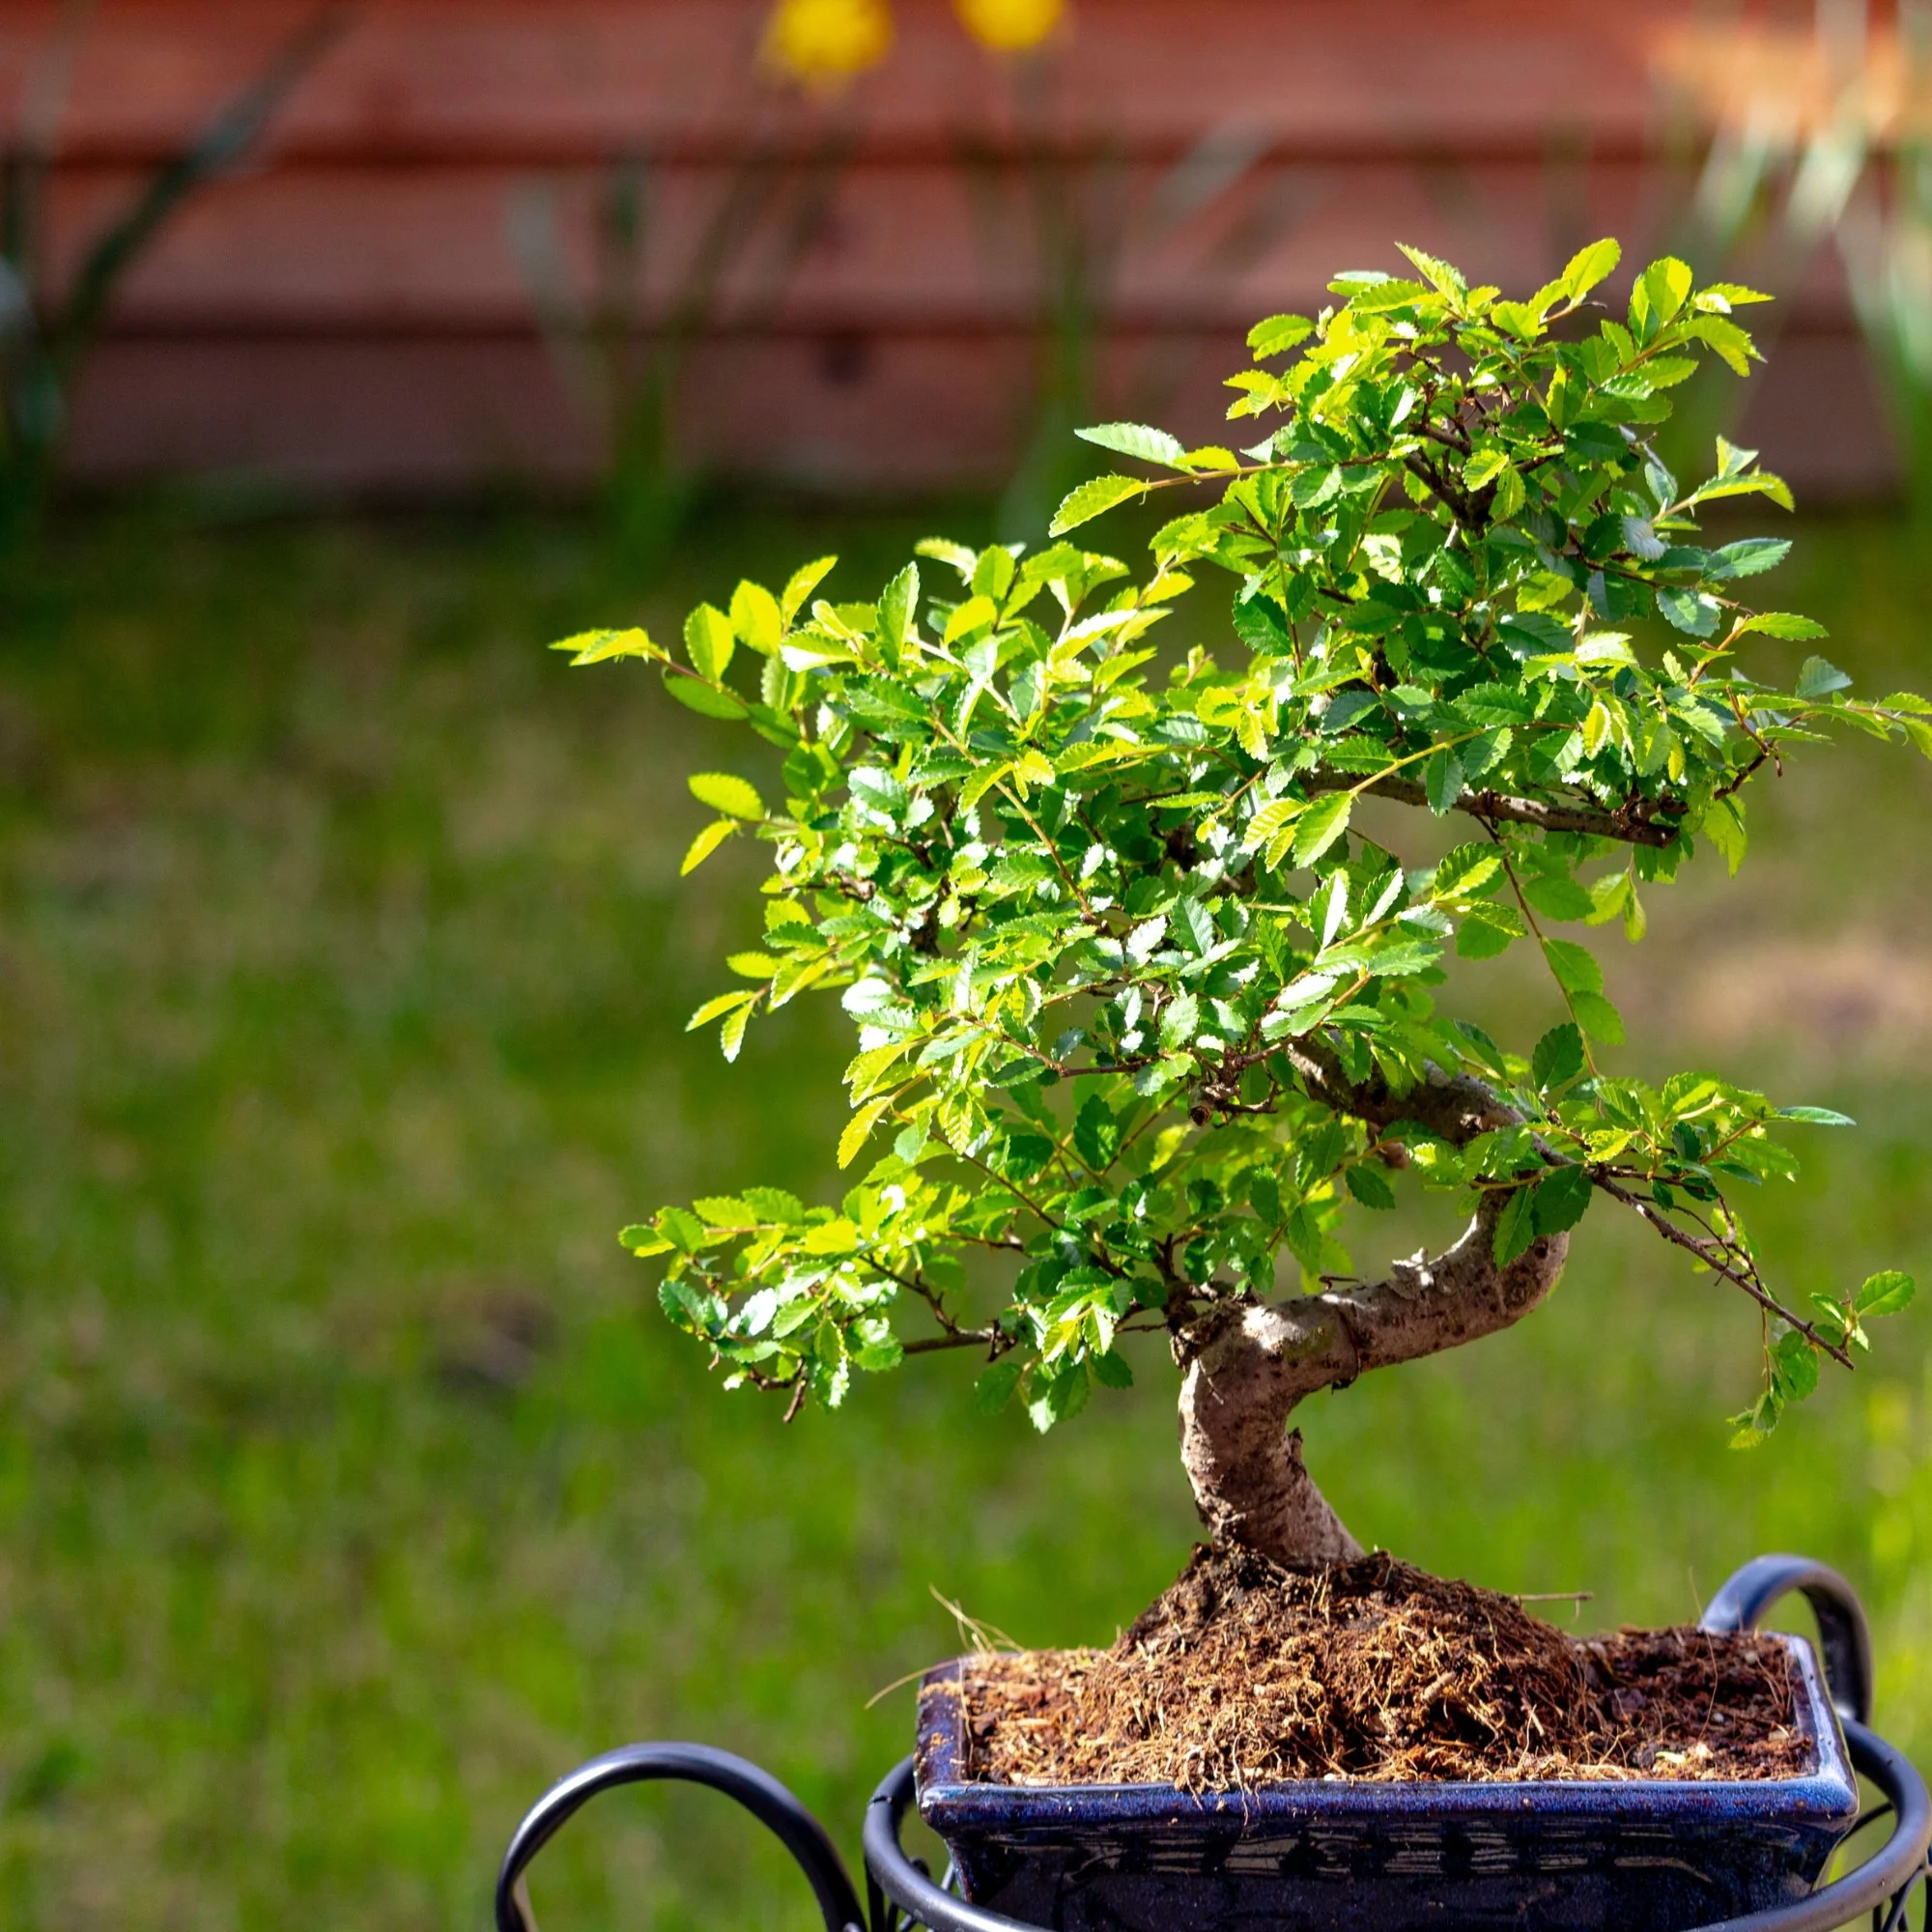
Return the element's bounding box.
[915,1634,1858,1932]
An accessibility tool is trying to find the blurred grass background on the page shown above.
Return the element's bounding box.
[0,499,1927,1931]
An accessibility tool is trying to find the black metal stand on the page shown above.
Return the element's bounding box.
[495,1555,1931,1932]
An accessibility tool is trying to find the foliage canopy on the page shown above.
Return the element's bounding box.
[561,240,1921,1448]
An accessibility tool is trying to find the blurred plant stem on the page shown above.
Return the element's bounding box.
[1657,0,1932,516]
[955,45,1309,540]
[508,108,856,587]
[0,4,344,562]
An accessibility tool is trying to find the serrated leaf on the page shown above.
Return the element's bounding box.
[1293,792,1353,866]
[666,672,749,721]
[1533,1162,1594,1236]
[1657,586,1721,638]
[1571,989,1625,1044]
[1778,1105,1855,1126]
[1397,242,1466,296]
[975,1360,1023,1413]
[684,603,735,680]
[1425,747,1464,814]
[1345,1163,1397,1210]
[681,817,738,875]
[689,772,765,820]
[1796,656,1853,698]
[687,989,756,1030]
[1492,1187,1538,1265]
[1521,872,1595,922]
[1076,421,1188,468]
[729,581,781,654]
[1050,474,1147,536]
[1247,313,1314,357]
[877,561,920,656]
[720,1001,753,1062]
[1772,1329,1820,1402]
[554,626,656,665]
[1738,611,1827,640]
[1158,991,1201,1052]
[1564,238,1621,300]
[838,1094,895,1170]
[1532,1023,1586,1091]
[1541,938,1604,997]
[1708,538,1790,581]
[781,555,838,624]
[1856,1270,1916,1317]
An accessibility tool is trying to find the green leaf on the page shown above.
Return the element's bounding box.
[1424,747,1464,814]
[1345,1163,1397,1210]
[1563,238,1621,300]
[838,1094,895,1170]
[1397,242,1466,296]
[974,1360,1023,1413]
[1796,656,1853,698]
[781,556,838,625]
[681,818,738,875]
[1571,989,1625,1044]
[687,988,756,1030]
[656,1206,707,1254]
[1772,1329,1820,1403]
[1541,938,1605,997]
[1074,1094,1122,1169]
[1532,1023,1586,1091]
[684,603,736,680]
[877,561,920,657]
[1049,474,1147,537]
[1704,796,1747,876]
[1293,792,1353,866]
[1492,1187,1539,1265]
[1158,991,1201,1052]
[1433,844,1503,899]
[666,672,749,721]
[1520,872,1595,923]
[1707,538,1790,581]
[1856,1270,1917,1317]
[1634,255,1693,332]
[719,1000,753,1063]
[729,581,782,654]
[1533,1163,1594,1236]
[1657,586,1721,638]
[554,626,656,665]
[689,772,765,820]
[1092,1350,1135,1389]
[1778,1105,1855,1126]
[1247,313,1313,357]
[1076,421,1188,469]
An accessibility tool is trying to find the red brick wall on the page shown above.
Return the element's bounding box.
[2,0,1893,496]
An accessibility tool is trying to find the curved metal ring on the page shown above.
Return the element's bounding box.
[1701,1554,1876,1726]
[862,1729,1931,1932]
[494,1741,865,1932]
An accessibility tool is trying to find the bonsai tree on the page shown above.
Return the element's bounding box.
[562,240,1922,1572]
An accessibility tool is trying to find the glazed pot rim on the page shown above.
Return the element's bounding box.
[915,1630,1860,1829]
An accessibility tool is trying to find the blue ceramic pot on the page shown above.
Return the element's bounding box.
[915,1634,1858,1932]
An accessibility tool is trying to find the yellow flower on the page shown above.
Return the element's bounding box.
[761,0,895,89]
[953,0,1064,54]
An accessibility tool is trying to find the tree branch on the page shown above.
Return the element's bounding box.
[1304,769,1682,848]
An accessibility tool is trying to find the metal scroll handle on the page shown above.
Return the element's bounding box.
[493,1741,866,1932]
[1699,1552,1875,1727]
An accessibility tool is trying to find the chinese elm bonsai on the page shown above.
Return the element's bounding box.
[562,240,1921,1580]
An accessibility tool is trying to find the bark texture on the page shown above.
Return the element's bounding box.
[1175,1065,1571,1569]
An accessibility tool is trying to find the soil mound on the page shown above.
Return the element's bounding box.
[955,1547,1810,1790]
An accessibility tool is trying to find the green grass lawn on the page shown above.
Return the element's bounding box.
[1,502,1929,1931]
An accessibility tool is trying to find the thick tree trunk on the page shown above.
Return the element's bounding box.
[1174,1065,1573,1569]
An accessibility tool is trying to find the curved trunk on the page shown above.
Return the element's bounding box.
[1176,1192,1571,1570]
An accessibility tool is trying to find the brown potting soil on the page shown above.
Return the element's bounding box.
[951,1547,1813,1792]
